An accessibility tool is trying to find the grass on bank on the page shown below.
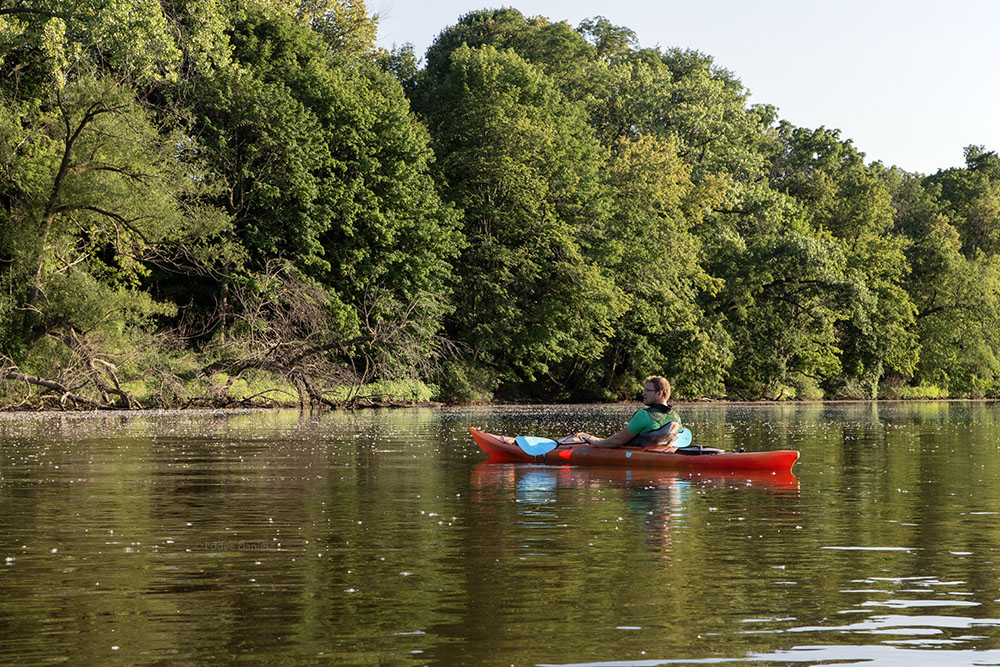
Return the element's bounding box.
[0,337,988,408]
[127,371,439,407]
[2,362,440,409]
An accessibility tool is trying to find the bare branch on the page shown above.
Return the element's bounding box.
[1,369,103,407]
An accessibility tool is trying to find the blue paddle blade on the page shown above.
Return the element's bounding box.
[514,435,559,456]
[675,428,693,448]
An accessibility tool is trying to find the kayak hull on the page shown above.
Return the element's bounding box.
[470,428,799,471]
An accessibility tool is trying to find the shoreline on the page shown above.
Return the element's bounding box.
[1,396,998,416]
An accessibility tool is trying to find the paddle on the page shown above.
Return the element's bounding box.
[514,435,561,456]
[515,427,693,456]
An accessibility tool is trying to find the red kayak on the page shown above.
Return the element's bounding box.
[470,428,800,472]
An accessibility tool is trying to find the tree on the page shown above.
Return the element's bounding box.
[181,6,462,391]
[894,160,1000,396]
[577,16,637,63]
[412,12,787,398]
[576,135,729,397]
[767,123,918,396]
[419,8,597,94]
[0,69,231,405]
[0,0,182,89]
[926,145,1000,257]
[1,0,460,408]
[417,44,622,388]
[708,212,857,399]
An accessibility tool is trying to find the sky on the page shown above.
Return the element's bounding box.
[374,0,1000,175]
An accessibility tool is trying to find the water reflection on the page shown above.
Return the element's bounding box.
[540,644,1000,665]
[469,462,800,492]
[468,463,801,567]
[4,403,1000,665]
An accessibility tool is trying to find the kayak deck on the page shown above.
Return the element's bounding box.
[470,428,799,471]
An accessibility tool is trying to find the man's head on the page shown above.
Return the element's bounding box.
[642,375,671,405]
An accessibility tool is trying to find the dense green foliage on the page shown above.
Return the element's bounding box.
[2,2,999,407]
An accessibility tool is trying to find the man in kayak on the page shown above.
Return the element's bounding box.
[573,375,681,449]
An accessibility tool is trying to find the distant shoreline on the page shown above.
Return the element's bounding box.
[2,396,998,416]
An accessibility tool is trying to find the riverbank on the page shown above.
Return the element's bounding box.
[3,392,997,414]
[0,373,442,412]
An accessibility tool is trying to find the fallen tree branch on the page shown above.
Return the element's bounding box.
[2,369,103,407]
[237,388,296,407]
[57,328,137,408]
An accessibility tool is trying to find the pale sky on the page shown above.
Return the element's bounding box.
[375,0,1000,176]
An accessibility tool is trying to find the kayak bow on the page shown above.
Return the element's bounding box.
[470,427,799,472]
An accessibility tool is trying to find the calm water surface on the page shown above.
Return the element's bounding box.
[3,402,1000,665]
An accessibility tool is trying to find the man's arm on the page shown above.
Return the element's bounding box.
[583,427,635,448]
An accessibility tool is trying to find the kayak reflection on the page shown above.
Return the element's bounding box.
[470,461,799,493]
[469,463,800,563]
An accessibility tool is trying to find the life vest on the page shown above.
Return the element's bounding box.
[645,403,678,430]
[631,403,680,446]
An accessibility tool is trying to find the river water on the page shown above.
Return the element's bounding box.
[2,402,1000,665]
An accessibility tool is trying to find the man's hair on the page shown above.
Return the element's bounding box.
[645,375,671,401]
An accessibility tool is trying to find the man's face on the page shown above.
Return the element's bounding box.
[641,383,660,405]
